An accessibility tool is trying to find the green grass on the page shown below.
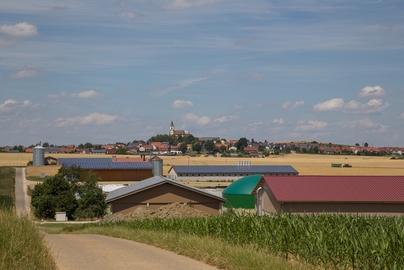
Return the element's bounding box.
[55,212,404,270]
[0,210,57,270]
[40,223,307,270]
[26,176,49,182]
[0,167,57,270]
[0,167,15,210]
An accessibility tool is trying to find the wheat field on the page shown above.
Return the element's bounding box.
[1,153,403,178]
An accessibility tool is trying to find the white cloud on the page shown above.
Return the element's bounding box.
[53,113,117,127]
[182,113,211,125]
[117,10,143,20]
[282,100,305,110]
[313,98,388,114]
[273,118,284,124]
[162,0,221,9]
[343,99,389,114]
[11,65,43,78]
[358,86,386,98]
[399,112,404,119]
[172,100,193,108]
[0,22,38,37]
[0,99,39,113]
[213,115,238,123]
[0,99,18,112]
[295,120,328,131]
[313,98,344,111]
[71,90,103,98]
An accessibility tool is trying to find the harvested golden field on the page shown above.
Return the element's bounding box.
[1,153,403,178]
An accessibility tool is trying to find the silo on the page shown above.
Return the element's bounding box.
[150,156,163,176]
[33,145,45,166]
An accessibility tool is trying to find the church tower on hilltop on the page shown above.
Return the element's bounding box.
[169,121,175,136]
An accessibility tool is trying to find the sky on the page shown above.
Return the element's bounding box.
[1,0,403,147]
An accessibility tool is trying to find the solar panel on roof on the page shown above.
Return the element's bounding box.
[60,160,152,169]
[172,165,297,174]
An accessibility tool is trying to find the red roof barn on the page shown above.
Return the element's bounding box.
[253,175,404,216]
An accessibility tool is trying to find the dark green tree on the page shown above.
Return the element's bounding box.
[192,142,202,154]
[31,175,77,219]
[84,142,94,148]
[236,137,248,151]
[116,148,127,155]
[364,142,369,147]
[74,173,106,219]
[179,142,188,154]
[42,142,49,147]
[204,140,215,152]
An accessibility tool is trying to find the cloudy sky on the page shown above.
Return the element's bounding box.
[1,0,403,147]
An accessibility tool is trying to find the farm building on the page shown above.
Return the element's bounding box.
[105,176,226,215]
[253,175,404,216]
[58,158,154,182]
[167,165,298,181]
[222,174,262,209]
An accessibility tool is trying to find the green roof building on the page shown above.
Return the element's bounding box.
[222,174,262,209]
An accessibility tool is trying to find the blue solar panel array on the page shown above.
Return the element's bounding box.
[172,165,298,174]
[58,158,111,165]
[59,158,152,169]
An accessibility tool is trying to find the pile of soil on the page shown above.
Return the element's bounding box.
[100,202,211,223]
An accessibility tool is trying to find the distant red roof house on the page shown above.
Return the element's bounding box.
[244,147,258,153]
[253,175,404,216]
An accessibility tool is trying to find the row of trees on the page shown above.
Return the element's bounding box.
[31,165,107,220]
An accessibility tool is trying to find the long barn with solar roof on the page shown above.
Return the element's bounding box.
[57,157,162,182]
[167,164,298,181]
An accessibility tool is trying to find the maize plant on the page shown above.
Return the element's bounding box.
[101,212,404,269]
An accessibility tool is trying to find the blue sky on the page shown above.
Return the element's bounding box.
[1,0,403,147]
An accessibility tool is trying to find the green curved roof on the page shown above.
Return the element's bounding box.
[223,174,262,195]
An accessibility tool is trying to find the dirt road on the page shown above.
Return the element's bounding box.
[15,167,32,216]
[45,234,217,270]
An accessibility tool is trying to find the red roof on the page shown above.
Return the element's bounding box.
[263,175,404,202]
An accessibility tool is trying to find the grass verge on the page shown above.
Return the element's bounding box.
[0,167,57,270]
[0,209,57,270]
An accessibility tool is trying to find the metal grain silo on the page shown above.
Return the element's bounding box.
[151,156,163,176]
[33,145,45,166]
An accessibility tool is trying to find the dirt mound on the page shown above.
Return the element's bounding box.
[100,202,211,223]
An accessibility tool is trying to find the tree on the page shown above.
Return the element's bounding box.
[236,137,248,151]
[364,142,369,147]
[204,140,215,152]
[355,143,360,147]
[31,175,77,219]
[192,142,202,154]
[31,166,107,220]
[74,173,106,219]
[116,148,127,155]
[219,145,227,153]
[42,142,49,147]
[179,142,188,154]
[84,142,94,148]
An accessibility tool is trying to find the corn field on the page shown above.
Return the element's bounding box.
[105,213,404,269]
[0,167,15,210]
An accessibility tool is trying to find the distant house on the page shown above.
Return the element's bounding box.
[253,175,404,216]
[105,176,226,215]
